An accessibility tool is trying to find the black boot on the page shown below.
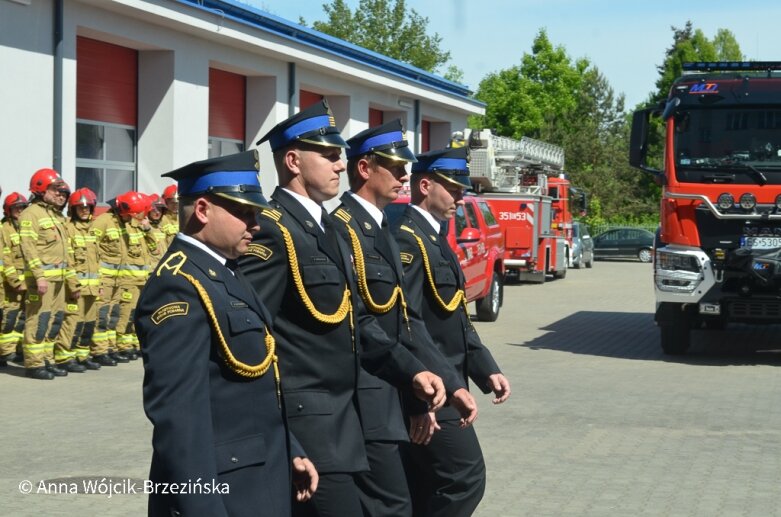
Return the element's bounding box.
[26,367,55,380]
[79,359,101,370]
[126,349,139,361]
[93,354,117,367]
[46,364,68,377]
[110,352,130,363]
[61,361,86,373]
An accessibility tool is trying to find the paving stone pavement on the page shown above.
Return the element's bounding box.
[3,260,781,516]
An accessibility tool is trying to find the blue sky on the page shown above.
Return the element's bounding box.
[244,0,781,109]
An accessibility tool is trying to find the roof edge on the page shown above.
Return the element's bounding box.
[172,0,483,106]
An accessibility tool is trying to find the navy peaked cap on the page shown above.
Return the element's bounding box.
[257,99,348,152]
[162,150,268,208]
[411,147,471,188]
[346,119,416,162]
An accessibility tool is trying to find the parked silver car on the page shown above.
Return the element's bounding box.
[571,221,594,269]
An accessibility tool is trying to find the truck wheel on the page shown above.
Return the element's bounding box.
[476,272,502,322]
[573,250,582,269]
[638,248,652,263]
[553,258,568,279]
[660,323,691,355]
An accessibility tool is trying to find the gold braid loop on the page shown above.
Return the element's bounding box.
[175,267,281,404]
[344,225,410,328]
[275,221,351,325]
[410,233,465,313]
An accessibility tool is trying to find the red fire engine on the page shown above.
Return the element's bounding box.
[630,61,781,354]
[466,129,582,283]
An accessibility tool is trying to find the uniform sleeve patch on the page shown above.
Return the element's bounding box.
[246,243,273,261]
[151,302,189,325]
[400,252,414,264]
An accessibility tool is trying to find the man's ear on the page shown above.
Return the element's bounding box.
[192,197,210,225]
[418,176,433,196]
[356,157,372,181]
[283,149,302,176]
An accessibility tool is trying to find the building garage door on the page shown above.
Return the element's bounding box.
[209,68,246,158]
[76,36,137,202]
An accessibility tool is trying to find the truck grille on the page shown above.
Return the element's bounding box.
[728,299,781,321]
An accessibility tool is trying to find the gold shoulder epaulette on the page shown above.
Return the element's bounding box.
[400,224,415,234]
[156,250,187,277]
[262,208,282,221]
[333,208,351,224]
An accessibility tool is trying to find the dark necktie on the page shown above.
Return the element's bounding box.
[380,214,392,239]
[437,220,460,272]
[225,258,239,271]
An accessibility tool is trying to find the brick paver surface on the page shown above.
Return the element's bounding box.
[3,260,781,516]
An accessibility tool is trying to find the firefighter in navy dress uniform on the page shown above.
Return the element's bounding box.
[331,120,479,516]
[392,147,512,517]
[238,100,446,517]
[135,151,317,517]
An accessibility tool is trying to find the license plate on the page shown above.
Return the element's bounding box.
[740,236,781,249]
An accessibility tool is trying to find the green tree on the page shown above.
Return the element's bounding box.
[443,65,465,84]
[471,29,587,140]
[302,0,451,72]
[650,22,743,105]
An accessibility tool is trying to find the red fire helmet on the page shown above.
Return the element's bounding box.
[3,192,29,216]
[68,188,98,208]
[162,184,178,201]
[115,191,147,217]
[29,168,65,196]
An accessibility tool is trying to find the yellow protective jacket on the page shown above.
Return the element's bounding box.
[1,218,25,290]
[92,210,124,284]
[147,220,167,270]
[119,218,151,286]
[160,211,179,247]
[65,219,101,297]
[18,200,72,283]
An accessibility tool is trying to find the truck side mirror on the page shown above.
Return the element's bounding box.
[629,108,663,176]
[457,227,481,243]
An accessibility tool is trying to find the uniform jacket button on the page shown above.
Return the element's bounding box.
[297,404,304,411]
[231,456,238,463]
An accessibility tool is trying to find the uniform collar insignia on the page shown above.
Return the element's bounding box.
[208,268,217,277]
[364,221,372,230]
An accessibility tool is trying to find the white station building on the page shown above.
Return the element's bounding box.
[0,0,484,204]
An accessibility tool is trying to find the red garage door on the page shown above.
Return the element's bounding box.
[300,90,323,109]
[76,37,137,202]
[210,69,245,141]
[77,37,137,125]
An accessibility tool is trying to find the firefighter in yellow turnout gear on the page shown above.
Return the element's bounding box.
[1,193,29,365]
[91,201,125,365]
[59,188,104,370]
[160,184,179,247]
[19,169,83,379]
[145,193,168,271]
[115,191,153,359]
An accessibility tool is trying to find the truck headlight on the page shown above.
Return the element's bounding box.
[739,193,756,210]
[656,251,700,272]
[717,193,734,210]
[655,250,703,293]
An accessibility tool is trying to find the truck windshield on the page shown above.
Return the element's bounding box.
[673,108,781,182]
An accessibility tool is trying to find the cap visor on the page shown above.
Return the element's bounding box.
[434,172,471,189]
[299,133,349,149]
[213,191,269,209]
[376,146,417,163]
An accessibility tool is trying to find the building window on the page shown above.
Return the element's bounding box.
[76,120,136,202]
[208,137,245,158]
